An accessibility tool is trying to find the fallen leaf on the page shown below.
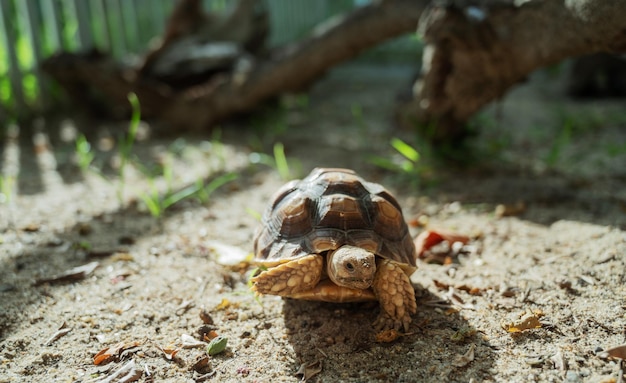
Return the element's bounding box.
[110,252,134,262]
[215,298,230,310]
[607,344,626,359]
[175,300,195,316]
[502,310,543,333]
[495,201,526,217]
[295,360,323,382]
[181,334,206,349]
[452,343,476,367]
[22,223,40,232]
[206,330,219,341]
[207,241,252,266]
[206,336,228,356]
[156,344,179,360]
[215,298,239,311]
[34,261,99,286]
[550,349,567,370]
[93,359,142,383]
[414,229,470,258]
[192,355,212,374]
[375,329,401,343]
[94,341,141,365]
[44,322,71,345]
[199,309,214,325]
[451,327,477,342]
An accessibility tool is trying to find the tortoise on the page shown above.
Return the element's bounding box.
[251,167,417,331]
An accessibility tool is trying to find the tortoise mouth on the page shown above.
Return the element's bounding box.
[335,277,373,290]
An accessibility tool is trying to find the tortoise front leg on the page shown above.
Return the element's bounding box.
[251,254,323,297]
[372,259,417,332]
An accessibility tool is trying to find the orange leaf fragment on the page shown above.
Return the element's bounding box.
[375,329,402,343]
[93,341,141,365]
[414,229,470,258]
[606,344,626,359]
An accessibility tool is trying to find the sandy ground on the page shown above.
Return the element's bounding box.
[0,63,625,383]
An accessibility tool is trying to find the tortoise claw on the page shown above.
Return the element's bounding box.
[373,311,408,332]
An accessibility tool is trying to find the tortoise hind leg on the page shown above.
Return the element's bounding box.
[372,259,417,332]
[252,254,323,296]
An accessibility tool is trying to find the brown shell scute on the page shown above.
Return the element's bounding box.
[254,168,415,266]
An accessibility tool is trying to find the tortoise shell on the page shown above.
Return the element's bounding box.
[254,168,416,267]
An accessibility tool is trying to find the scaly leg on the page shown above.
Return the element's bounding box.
[372,259,417,332]
[252,254,323,297]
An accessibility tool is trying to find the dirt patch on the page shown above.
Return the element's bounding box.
[0,63,625,382]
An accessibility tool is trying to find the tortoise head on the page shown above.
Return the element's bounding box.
[327,245,376,290]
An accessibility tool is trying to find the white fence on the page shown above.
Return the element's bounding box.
[0,0,419,122]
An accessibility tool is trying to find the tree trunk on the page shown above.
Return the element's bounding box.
[43,0,426,130]
[397,0,626,142]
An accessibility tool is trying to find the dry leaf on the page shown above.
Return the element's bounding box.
[34,261,99,286]
[451,327,477,342]
[414,229,470,258]
[207,241,251,266]
[295,360,323,382]
[44,322,72,346]
[502,311,543,333]
[181,334,206,349]
[175,300,195,316]
[375,329,402,343]
[93,341,141,365]
[550,349,567,371]
[93,359,142,383]
[192,355,212,374]
[215,298,231,310]
[452,343,476,367]
[110,252,134,262]
[206,330,219,341]
[199,309,214,325]
[607,344,626,359]
[495,201,526,217]
[155,344,180,360]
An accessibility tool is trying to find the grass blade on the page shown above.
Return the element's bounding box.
[391,138,420,162]
[273,142,291,180]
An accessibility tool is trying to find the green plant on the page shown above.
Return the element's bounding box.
[249,142,299,181]
[0,175,15,204]
[545,118,573,168]
[75,134,95,172]
[606,142,626,157]
[139,172,237,218]
[370,138,420,172]
[194,172,238,204]
[117,92,141,205]
[369,138,430,189]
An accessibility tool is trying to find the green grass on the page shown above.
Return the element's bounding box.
[369,137,433,189]
[545,118,573,168]
[117,92,141,205]
[75,134,95,172]
[249,142,299,181]
[0,175,15,204]
[194,173,238,204]
[139,172,238,218]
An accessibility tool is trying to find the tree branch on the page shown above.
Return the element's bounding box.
[43,0,426,130]
[397,0,626,142]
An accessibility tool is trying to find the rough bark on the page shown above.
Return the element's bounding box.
[397,0,626,142]
[43,0,425,130]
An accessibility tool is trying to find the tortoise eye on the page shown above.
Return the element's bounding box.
[345,262,355,272]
